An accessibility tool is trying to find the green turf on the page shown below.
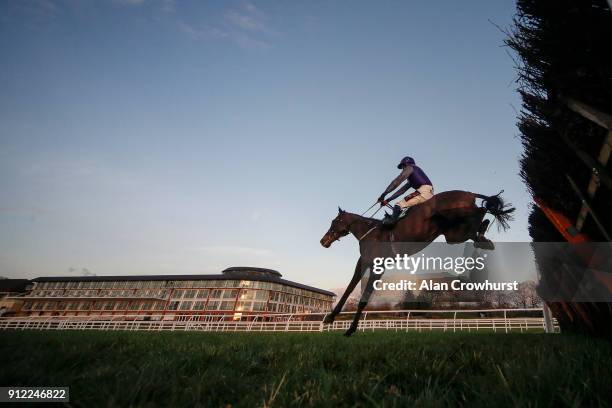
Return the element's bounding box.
[1,330,611,407]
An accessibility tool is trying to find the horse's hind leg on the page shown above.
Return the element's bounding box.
[477,219,490,239]
[474,214,494,250]
[438,207,481,244]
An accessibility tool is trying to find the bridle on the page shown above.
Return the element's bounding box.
[329,201,392,243]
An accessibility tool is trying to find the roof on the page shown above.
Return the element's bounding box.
[31,271,335,297]
[0,279,30,293]
[223,266,282,277]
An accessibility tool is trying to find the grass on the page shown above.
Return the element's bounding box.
[1,330,612,407]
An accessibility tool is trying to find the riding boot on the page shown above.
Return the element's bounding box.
[382,205,402,227]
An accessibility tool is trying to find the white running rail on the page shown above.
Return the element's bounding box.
[0,308,559,333]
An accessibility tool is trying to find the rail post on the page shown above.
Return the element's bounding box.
[542,304,554,333]
[504,310,508,333]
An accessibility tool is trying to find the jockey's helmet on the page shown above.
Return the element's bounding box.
[397,156,415,169]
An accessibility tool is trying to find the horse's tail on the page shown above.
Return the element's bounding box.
[474,190,516,231]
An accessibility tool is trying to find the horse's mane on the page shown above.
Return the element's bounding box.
[346,212,382,225]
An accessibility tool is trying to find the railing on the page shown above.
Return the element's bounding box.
[0,308,559,333]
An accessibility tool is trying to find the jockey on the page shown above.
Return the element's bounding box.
[377,156,434,226]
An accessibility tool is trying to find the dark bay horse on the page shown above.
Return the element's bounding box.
[319,190,514,336]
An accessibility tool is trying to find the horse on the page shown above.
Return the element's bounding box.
[319,190,515,336]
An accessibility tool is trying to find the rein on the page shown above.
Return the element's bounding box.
[358,225,378,241]
[349,202,393,241]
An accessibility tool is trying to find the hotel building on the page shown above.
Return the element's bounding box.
[9,267,334,318]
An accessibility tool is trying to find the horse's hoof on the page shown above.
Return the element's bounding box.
[474,238,495,250]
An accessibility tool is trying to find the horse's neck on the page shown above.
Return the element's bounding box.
[346,213,378,239]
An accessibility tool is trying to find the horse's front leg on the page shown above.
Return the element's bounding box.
[345,266,379,337]
[324,258,363,325]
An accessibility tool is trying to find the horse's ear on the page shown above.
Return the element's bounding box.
[338,206,344,214]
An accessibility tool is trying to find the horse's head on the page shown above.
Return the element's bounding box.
[320,207,351,248]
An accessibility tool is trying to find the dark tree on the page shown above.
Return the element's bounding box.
[506,0,612,336]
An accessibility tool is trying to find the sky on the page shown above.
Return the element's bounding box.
[0,0,531,290]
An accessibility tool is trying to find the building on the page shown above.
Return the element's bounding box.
[0,279,31,317]
[9,267,335,318]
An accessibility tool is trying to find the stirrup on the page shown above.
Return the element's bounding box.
[381,206,402,227]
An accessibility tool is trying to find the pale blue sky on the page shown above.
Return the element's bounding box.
[0,0,530,289]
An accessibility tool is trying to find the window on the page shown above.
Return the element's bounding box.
[196,289,209,298]
[205,301,220,310]
[254,290,268,301]
[179,301,193,310]
[240,290,256,300]
[222,290,237,299]
[104,302,115,311]
[252,302,266,311]
[193,301,206,310]
[167,301,179,311]
[184,290,196,299]
[219,300,235,310]
[172,290,184,299]
[209,289,223,299]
